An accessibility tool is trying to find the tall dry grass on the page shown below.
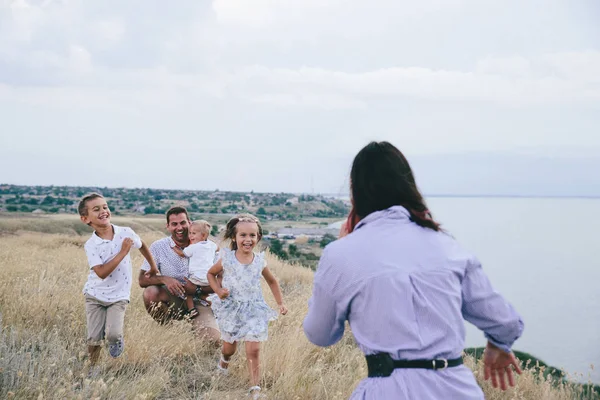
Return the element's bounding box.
[0,230,597,399]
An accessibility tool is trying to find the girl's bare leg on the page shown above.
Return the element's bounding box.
[221,341,237,369]
[245,341,261,386]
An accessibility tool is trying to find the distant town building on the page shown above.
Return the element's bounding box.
[275,227,338,240]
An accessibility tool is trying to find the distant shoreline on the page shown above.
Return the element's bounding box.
[323,193,600,200]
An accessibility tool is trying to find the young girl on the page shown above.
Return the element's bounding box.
[207,214,287,399]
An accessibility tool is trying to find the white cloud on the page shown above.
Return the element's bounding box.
[212,0,465,28]
[248,91,367,110]
[212,0,345,26]
[2,51,599,111]
[68,45,92,74]
[2,0,44,42]
[1,0,597,110]
[543,50,600,84]
[91,18,126,45]
[476,56,532,78]
[225,53,600,108]
[0,0,599,193]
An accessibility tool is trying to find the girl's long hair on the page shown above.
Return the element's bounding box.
[347,141,440,233]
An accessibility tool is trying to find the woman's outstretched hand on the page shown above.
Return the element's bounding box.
[483,341,522,390]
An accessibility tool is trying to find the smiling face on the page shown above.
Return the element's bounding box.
[80,197,111,228]
[167,212,190,244]
[234,221,260,254]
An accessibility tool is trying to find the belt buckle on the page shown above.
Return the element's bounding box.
[432,359,448,370]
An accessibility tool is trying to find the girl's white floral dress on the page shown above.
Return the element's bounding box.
[208,248,278,343]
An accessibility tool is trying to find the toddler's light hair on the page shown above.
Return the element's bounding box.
[191,220,211,236]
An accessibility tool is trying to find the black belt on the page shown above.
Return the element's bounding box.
[366,353,463,377]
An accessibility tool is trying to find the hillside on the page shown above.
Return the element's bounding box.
[0,184,349,221]
[0,224,597,399]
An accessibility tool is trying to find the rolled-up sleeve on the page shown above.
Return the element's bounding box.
[303,250,347,347]
[461,257,524,353]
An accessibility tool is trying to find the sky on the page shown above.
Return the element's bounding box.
[0,0,599,196]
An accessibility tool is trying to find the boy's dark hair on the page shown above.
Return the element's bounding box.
[78,192,104,217]
[166,206,190,223]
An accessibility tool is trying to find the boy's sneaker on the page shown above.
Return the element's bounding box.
[108,337,124,358]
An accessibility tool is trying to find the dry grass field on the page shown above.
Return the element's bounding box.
[0,216,597,399]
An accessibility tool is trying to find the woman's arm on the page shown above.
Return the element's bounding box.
[461,256,524,390]
[262,267,287,314]
[461,256,524,353]
[303,249,347,347]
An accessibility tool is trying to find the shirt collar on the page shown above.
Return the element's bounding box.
[91,224,120,244]
[354,206,411,231]
[168,236,188,249]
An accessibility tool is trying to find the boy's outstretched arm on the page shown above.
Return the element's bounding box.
[139,241,159,276]
[262,267,287,315]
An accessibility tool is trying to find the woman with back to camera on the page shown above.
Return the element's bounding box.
[303,141,524,399]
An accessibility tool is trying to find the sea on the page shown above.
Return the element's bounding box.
[328,196,600,383]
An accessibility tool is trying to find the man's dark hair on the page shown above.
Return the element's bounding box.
[166,206,190,223]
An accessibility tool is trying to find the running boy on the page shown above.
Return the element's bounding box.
[78,192,158,366]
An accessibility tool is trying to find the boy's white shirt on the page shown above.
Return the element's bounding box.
[83,224,142,302]
[183,240,218,285]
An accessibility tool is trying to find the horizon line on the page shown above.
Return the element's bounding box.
[1,183,599,200]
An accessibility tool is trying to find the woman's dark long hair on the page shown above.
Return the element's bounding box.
[347,141,440,233]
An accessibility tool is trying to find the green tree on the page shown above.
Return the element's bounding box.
[268,239,289,260]
[41,195,55,206]
[320,233,337,248]
[288,244,298,257]
[257,207,267,215]
[144,205,157,215]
